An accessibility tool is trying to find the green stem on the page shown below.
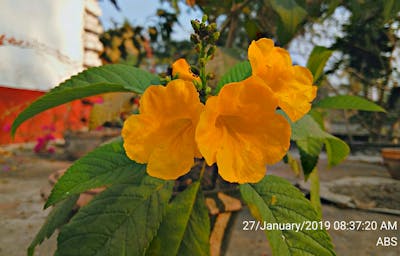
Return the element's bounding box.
[198,42,209,103]
[199,44,206,91]
[200,42,207,93]
[199,159,207,181]
[309,168,322,219]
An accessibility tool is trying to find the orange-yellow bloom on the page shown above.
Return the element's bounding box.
[248,38,317,122]
[172,58,201,83]
[195,76,291,184]
[186,0,196,7]
[122,79,204,180]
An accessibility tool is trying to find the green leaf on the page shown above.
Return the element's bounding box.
[215,61,251,94]
[147,182,210,256]
[293,113,324,215]
[12,64,160,136]
[244,19,260,40]
[297,138,322,178]
[306,46,333,83]
[298,150,318,179]
[383,0,400,22]
[55,176,174,256]
[269,0,307,45]
[308,109,326,130]
[28,195,79,256]
[324,0,341,18]
[45,140,146,208]
[291,115,328,141]
[240,175,335,256]
[324,136,350,167]
[285,152,301,176]
[296,138,323,157]
[291,115,350,168]
[314,95,386,112]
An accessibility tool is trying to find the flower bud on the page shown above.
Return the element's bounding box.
[199,24,208,37]
[191,20,200,32]
[205,86,212,95]
[207,46,216,57]
[212,32,220,42]
[190,34,200,44]
[207,72,215,80]
[199,58,206,67]
[209,23,217,32]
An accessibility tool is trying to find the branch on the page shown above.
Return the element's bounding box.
[219,0,254,40]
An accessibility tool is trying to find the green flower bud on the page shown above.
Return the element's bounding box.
[212,32,220,42]
[200,58,207,67]
[209,23,217,32]
[205,86,212,95]
[199,24,208,37]
[207,46,216,57]
[207,72,216,80]
[190,34,200,44]
[191,20,200,32]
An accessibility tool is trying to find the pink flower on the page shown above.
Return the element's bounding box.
[2,123,11,132]
[92,97,104,104]
[44,134,55,141]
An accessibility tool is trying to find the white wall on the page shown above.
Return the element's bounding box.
[0,0,85,91]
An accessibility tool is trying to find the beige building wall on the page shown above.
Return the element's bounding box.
[0,0,103,91]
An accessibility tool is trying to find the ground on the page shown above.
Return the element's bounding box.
[0,144,399,256]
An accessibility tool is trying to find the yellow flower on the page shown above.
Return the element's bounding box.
[186,0,196,7]
[195,76,291,184]
[172,58,201,83]
[248,38,317,122]
[122,79,204,180]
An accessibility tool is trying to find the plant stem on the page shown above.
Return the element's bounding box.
[199,159,207,181]
[310,168,322,219]
[199,44,207,90]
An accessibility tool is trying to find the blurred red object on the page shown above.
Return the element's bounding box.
[0,86,101,145]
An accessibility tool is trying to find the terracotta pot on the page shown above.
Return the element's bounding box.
[64,128,121,159]
[381,148,400,180]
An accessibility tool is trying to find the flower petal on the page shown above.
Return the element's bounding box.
[172,58,201,83]
[147,119,197,179]
[195,96,222,165]
[196,76,291,183]
[216,132,266,183]
[274,66,317,121]
[122,114,158,163]
[248,39,291,89]
[139,79,203,120]
[122,79,204,180]
[248,38,317,121]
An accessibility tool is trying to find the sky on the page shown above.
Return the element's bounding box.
[98,0,203,41]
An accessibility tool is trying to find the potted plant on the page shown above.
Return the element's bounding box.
[12,17,384,256]
[381,148,400,179]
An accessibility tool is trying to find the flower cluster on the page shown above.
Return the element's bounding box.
[122,38,316,184]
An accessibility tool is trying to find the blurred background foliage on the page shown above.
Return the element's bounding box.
[99,0,400,144]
